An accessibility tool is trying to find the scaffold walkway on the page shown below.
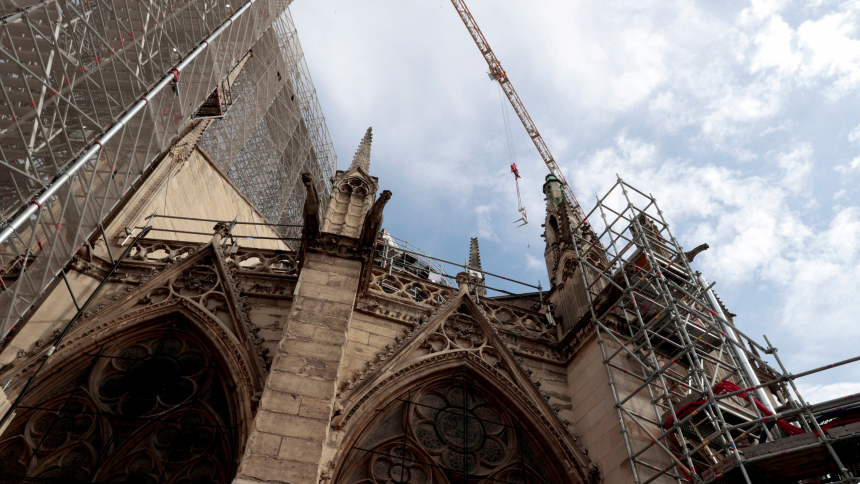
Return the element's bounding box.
[571,177,860,484]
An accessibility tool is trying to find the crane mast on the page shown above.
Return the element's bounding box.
[450,0,587,222]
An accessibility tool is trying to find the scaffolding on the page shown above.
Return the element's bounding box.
[374,230,454,287]
[572,176,860,483]
[197,8,337,241]
[0,0,335,341]
[0,210,300,451]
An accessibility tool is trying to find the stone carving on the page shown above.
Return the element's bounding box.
[334,294,594,481]
[336,382,569,484]
[126,239,201,263]
[418,309,503,368]
[337,296,457,400]
[479,299,556,343]
[334,351,595,484]
[226,250,298,276]
[0,329,242,483]
[355,299,425,327]
[321,128,379,238]
[368,269,454,308]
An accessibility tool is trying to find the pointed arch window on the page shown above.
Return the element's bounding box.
[0,320,243,484]
[337,375,566,484]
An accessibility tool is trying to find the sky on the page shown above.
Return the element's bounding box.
[290,0,860,403]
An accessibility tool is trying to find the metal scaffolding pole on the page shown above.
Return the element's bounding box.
[0,0,336,341]
[572,176,860,484]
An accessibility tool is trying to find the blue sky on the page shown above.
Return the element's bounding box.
[291,0,860,403]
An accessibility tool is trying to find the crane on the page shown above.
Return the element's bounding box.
[450,0,588,224]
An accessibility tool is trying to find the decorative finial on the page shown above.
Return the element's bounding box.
[350,127,372,173]
[469,237,482,272]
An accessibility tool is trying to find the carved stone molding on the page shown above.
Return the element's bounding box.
[305,233,362,259]
[5,297,258,401]
[332,292,597,482]
[333,351,596,484]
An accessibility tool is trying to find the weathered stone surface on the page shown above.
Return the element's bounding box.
[256,411,329,441]
[298,396,331,420]
[268,371,336,400]
[260,389,301,415]
[278,436,324,464]
[249,432,282,457]
[280,339,344,363]
[238,456,318,484]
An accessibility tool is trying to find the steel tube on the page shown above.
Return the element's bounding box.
[698,274,774,413]
[0,0,257,248]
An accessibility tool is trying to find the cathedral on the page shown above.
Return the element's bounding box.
[1,1,859,484]
[0,126,612,483]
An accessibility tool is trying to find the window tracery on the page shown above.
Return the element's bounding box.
[0,323,240,484]
[337,378,560,484]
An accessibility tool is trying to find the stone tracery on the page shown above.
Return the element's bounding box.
[336,378,565,484]
[0,321,242,484]
[370,270,455,307]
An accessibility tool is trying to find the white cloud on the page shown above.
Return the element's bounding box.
[796,381,860,404]
[834,189,847,200]
[796,11,860,96]
[835,156,860,174]
[740,0,790,23]
[776,143,814,193]
[475,205,499,242]
[525,253,544,271]
[750,17,801,74]
[849,123,860,144]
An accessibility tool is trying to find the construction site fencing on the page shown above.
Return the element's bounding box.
[572,177,860,483]
[0,0,293,340]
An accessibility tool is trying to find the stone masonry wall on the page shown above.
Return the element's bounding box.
[566,331,675,484]
[234,251,361,484]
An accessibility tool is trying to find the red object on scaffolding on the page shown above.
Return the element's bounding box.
[664,381,860,454]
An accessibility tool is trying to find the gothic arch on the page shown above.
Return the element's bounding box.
[0,308,255,484]
[332,354,589,484]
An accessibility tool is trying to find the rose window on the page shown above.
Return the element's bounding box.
[367,445,430,484]
[334,381,563,483]
[412,387,508,475]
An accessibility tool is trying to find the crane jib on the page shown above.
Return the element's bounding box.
[449,0,590,224]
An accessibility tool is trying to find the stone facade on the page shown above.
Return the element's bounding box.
[0,128,683,484]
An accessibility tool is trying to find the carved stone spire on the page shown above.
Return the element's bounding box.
[468,237,486,297]
[350,127,372,173]
[321,127,379,238]
[469,237,482,272]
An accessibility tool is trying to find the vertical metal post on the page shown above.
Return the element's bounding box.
[698,274,774,414]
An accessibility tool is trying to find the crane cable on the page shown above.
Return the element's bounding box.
[498,85,530,249]
[498,83,527,228]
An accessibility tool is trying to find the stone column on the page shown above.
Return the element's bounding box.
[233,250,361,484]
